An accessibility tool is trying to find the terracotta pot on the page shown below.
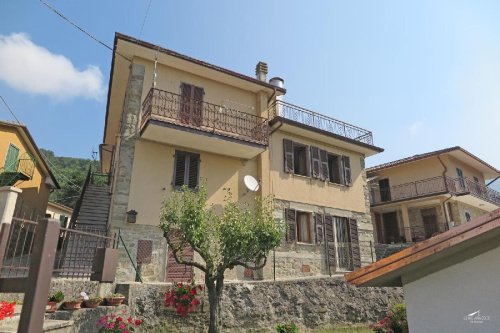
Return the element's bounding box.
[83,299,102,308]
[63,300,83,310]
[105,297,125,306]
[46,301,58,313]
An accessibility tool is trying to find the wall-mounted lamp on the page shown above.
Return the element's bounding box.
[126,210,138,223]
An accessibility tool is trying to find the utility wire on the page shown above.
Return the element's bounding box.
[0,95,21,124]
[139,0,153,39]
[38,0,131,62]
[41,154,83,191]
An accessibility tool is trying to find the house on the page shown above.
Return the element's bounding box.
[46,201,73,227]
[345,208,500,333]
[77,33,383,282]
[367,147,500,259]
[0,120,59,221]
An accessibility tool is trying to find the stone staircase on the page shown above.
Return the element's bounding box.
[72,183,111,232]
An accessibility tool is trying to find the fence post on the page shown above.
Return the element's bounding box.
[18,218,59,333]
[0,186,22,225]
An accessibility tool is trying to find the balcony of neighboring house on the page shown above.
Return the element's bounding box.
[139,87,269,159]
[268,100,375,146]
[370,175,500,209]
[0,152,36,187]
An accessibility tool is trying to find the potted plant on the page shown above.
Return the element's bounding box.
[47,291,64,313]
[104,293,126,306]
[83,296,103,308]
[62,298,83,310]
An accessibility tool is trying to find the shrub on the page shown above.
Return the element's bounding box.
[48,291,64,303]
[370,303,408,333]
[96,309,142,333]
[0,301,15,321]
[276,322,299,333]
[164,282,203,318]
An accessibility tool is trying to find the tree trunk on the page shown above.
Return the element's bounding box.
[206,274,224,333]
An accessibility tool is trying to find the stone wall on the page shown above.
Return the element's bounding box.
[121,277,403,332]
[454,201,489,224]
[375,243,412,260]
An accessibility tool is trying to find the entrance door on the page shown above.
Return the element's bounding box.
[379,179,391,202]
[382,212,399,243]
[421,208,438,239]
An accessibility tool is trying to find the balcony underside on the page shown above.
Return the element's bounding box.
[453,192,499,212]
[141,118,267,159]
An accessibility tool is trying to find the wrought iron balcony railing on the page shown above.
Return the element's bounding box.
[268,100,374,145]
[141,88,269,145]
[370,176,500,206]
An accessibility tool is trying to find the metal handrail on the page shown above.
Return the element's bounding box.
[268,100,374,145]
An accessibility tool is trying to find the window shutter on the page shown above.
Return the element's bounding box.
[342,155,352,186]
[192,86,204,126]
[173,151,186,187]
[283,139,294,173]
[319,150,329,181]
[324,215,336,269]
[310,146,321,178]
[305,146,311,177]
[314,213,324,244]
[187,154,200,189]
[285,208,296,243]
[349,218,361,269]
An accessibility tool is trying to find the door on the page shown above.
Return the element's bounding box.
[4,144,19,172]
[180,83,204,127]
[421,209,438,239]
[378,178,391,202]
[456,168,465,191]
[382,212,399,243]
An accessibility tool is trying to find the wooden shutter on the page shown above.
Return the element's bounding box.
[180,83,192,124]
[192,86,204,126]
[173,151,186,187]
[349,218,361,269]
[305,145,311,176]
[285,208,296,243]
[4,144,19,172]
[314,213,324,244]
[342,155,352,186]
[187,154,200,189]
[324,215,336,269]
[319,150,329,181]
[310,146,321,178]
[283,139,294,173]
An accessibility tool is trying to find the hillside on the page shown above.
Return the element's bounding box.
[40,149,98,208]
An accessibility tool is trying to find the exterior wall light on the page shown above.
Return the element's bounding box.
[126,210,138,223]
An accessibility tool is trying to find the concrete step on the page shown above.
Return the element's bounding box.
[0,306,73,333]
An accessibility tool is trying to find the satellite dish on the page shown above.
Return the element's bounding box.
[244,175,260,192]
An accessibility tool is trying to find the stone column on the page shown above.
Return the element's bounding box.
[0,186,22,225]
[400,204,412,242]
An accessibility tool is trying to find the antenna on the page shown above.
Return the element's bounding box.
[243,175,260,192]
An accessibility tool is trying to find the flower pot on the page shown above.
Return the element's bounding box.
[83,299,102,308]
[105,297,125,306]
[46,301,58,313]
[63,300,83,310]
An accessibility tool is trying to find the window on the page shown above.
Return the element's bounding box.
[465,211,471,222]
[324,215,361,271]
[180,83,204,126]
[296,212,312,243]
[328,154,342,184]
[173,150,200,189]
[4,144,19,172]
[283,139,310,176]
[456,168,465,189]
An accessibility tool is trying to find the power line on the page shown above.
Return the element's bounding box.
[38,0,131,62]
[139,0,153,39]
[41,154,83,191]
[0,95,21,124]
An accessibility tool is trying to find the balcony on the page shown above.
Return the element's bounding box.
[140,88,269,159]
[0,155,36,187]
[370,176,500,207]
[268,100,374,145]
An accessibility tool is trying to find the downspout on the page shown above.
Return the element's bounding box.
[486,176,500,187]
[437,154,453,228]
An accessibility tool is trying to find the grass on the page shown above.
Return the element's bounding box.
[316,328,372,333]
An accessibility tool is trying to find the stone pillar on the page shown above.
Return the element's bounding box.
[0,186,22,225]
[400,204,412,242]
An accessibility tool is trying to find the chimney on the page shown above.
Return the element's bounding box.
[255,61,268,82]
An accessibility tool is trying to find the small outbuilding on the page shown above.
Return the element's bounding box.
[345,208,500,333]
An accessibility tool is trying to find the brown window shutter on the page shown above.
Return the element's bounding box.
[310,146,320,178]
[173,151,186,187]
[187,154,200,189]
[305,146,311,177]
[180,83,192,123]
[323,215,336,269]
[285,208,296,243]
[283,139,294,173]
[349,218,361,269]
[314,213,324,244]
[342,155,352,186]
[319,150,329,181]
[192,86,204,126]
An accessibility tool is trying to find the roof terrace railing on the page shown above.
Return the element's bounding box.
[268,100,374,145]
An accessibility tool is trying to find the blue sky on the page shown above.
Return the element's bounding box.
[1,1,499,174]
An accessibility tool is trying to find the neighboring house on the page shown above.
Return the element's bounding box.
[74,33,382,282]
[0,120,60,220]
[367,147,500,259]
[46,201,73,227]
[345,209,500,333]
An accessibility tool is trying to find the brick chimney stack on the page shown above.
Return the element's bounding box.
[255,61,268,82]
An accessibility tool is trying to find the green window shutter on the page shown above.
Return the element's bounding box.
[4,144,20,172]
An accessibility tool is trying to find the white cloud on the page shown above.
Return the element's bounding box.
[0,33,104,100]
[408,121,423,137]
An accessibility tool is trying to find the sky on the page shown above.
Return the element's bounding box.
[1,1,499,175]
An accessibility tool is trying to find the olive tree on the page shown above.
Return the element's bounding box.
[160,184,283,333]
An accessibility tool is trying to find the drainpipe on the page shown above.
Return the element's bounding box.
[269,120,283,135]
[437,154,452,228]
[486,176,500,187]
